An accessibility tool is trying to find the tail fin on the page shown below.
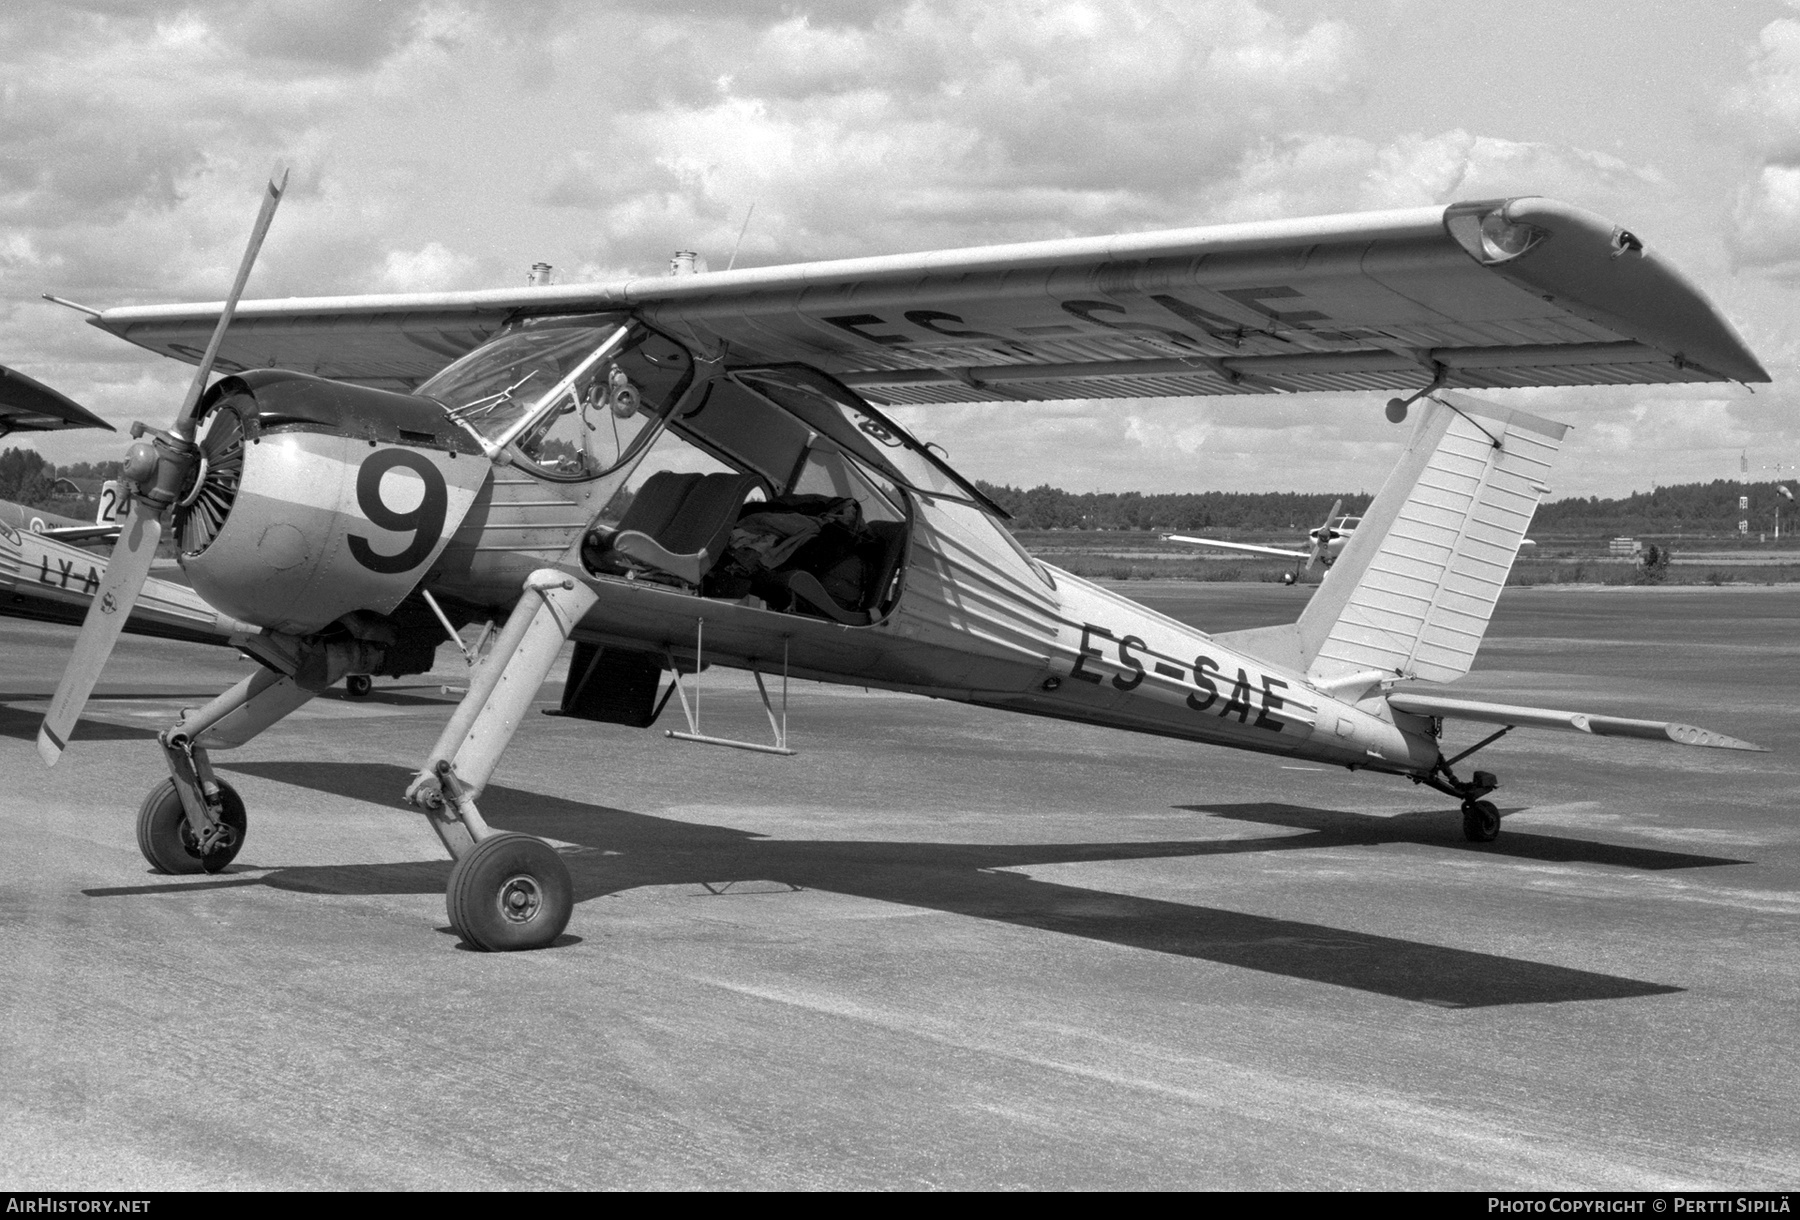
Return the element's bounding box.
[1219,393,1567,689]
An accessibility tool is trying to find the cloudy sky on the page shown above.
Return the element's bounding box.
[4,0,1798,496]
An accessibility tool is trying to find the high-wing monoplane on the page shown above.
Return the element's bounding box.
[1165,500,1359,584]
[1166,507,1539,585]
[31,179,1770,951]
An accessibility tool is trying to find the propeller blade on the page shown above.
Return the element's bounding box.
[171,164,288,439]
[1305,497,1345,571]
[1319,497,1344,536]
[39,166,288,767]
[36,502,164,765]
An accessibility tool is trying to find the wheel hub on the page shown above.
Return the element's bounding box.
[497,874,543,923]
[181,817,237,857]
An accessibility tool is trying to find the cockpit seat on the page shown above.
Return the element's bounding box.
[609,470,763,586]
[772,518,907,626]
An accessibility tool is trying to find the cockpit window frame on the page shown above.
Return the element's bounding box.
[725,364,1011,520]
[417,313,696,485]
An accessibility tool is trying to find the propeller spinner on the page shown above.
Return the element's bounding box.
[38,167,288,765]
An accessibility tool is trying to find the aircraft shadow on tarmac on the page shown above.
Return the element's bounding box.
[0,699,165,743]
[1185,804,1748,872]
[79,759,1706,1010]
[0,689,459,751]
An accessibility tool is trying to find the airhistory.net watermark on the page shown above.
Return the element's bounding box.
[4,1201,150,1214]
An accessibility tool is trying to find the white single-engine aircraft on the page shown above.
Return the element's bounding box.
[31,174,1770,951]
[1165,500,1362,584]
[1166,507,1537,585]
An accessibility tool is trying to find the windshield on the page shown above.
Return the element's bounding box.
[730,367,997,509]
[418,317,693,480]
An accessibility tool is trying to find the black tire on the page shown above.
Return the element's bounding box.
[136,778,248,875]
[346,674,373,697]
[445,832,573,951]
[1461,798,1500,843]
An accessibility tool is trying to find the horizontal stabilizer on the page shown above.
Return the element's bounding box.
[1387,690,1766,752]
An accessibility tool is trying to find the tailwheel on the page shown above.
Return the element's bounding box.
[345,674,373,698]
[445,832,573,951]
[1461,798,1500,843]
[137,777,248,875]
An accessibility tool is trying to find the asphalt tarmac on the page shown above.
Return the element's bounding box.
[2,583,1795,1190]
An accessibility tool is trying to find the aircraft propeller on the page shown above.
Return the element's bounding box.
[1282,497,1344,586]
[37,166,287,765]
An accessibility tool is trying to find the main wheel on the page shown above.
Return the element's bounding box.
[136,778,248,875]
[345,674,373,697]
[1461,798,1500,843]
[445,832,573,951]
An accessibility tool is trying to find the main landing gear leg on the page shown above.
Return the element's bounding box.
[142,666,318,874]
[405,569,598,951]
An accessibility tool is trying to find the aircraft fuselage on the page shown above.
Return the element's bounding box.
[167,334,1439,784]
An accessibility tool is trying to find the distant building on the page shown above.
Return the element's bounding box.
[1609,536,1641,556]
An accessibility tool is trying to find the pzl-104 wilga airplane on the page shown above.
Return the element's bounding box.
[30,172,1770,950]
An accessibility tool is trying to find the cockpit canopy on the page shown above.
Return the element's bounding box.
[417,315,693,481]
[417,315,998,515]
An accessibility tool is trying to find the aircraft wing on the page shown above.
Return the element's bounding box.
[84,197,1766,404]
[1386,690,1765,752]
[0,364,114,433]
[37,524,121,545]
[0,521,242,646]
[1163,534,1309,560]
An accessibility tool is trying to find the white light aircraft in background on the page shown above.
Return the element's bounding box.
[1166,500,1361,585]
[24,175,1771,950]
[1166,503,1533,585]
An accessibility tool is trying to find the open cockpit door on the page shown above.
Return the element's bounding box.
[574,365,939,628]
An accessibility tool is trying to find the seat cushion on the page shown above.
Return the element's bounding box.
[616,470,702,540]
[660,472,763,558]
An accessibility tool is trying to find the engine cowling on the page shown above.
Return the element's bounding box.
[177,370,489,635]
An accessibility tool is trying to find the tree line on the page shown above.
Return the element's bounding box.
[2,445,1789,538]
[0,448,124,509]
[1530,479,1796,536]
[978,477,1800,536]
[975,482,1372,532]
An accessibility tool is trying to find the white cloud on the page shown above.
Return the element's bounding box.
[1725,5,1800,274]
[1207,129,1669,224]
[375,241,480,292]
[1,0,1789,496]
